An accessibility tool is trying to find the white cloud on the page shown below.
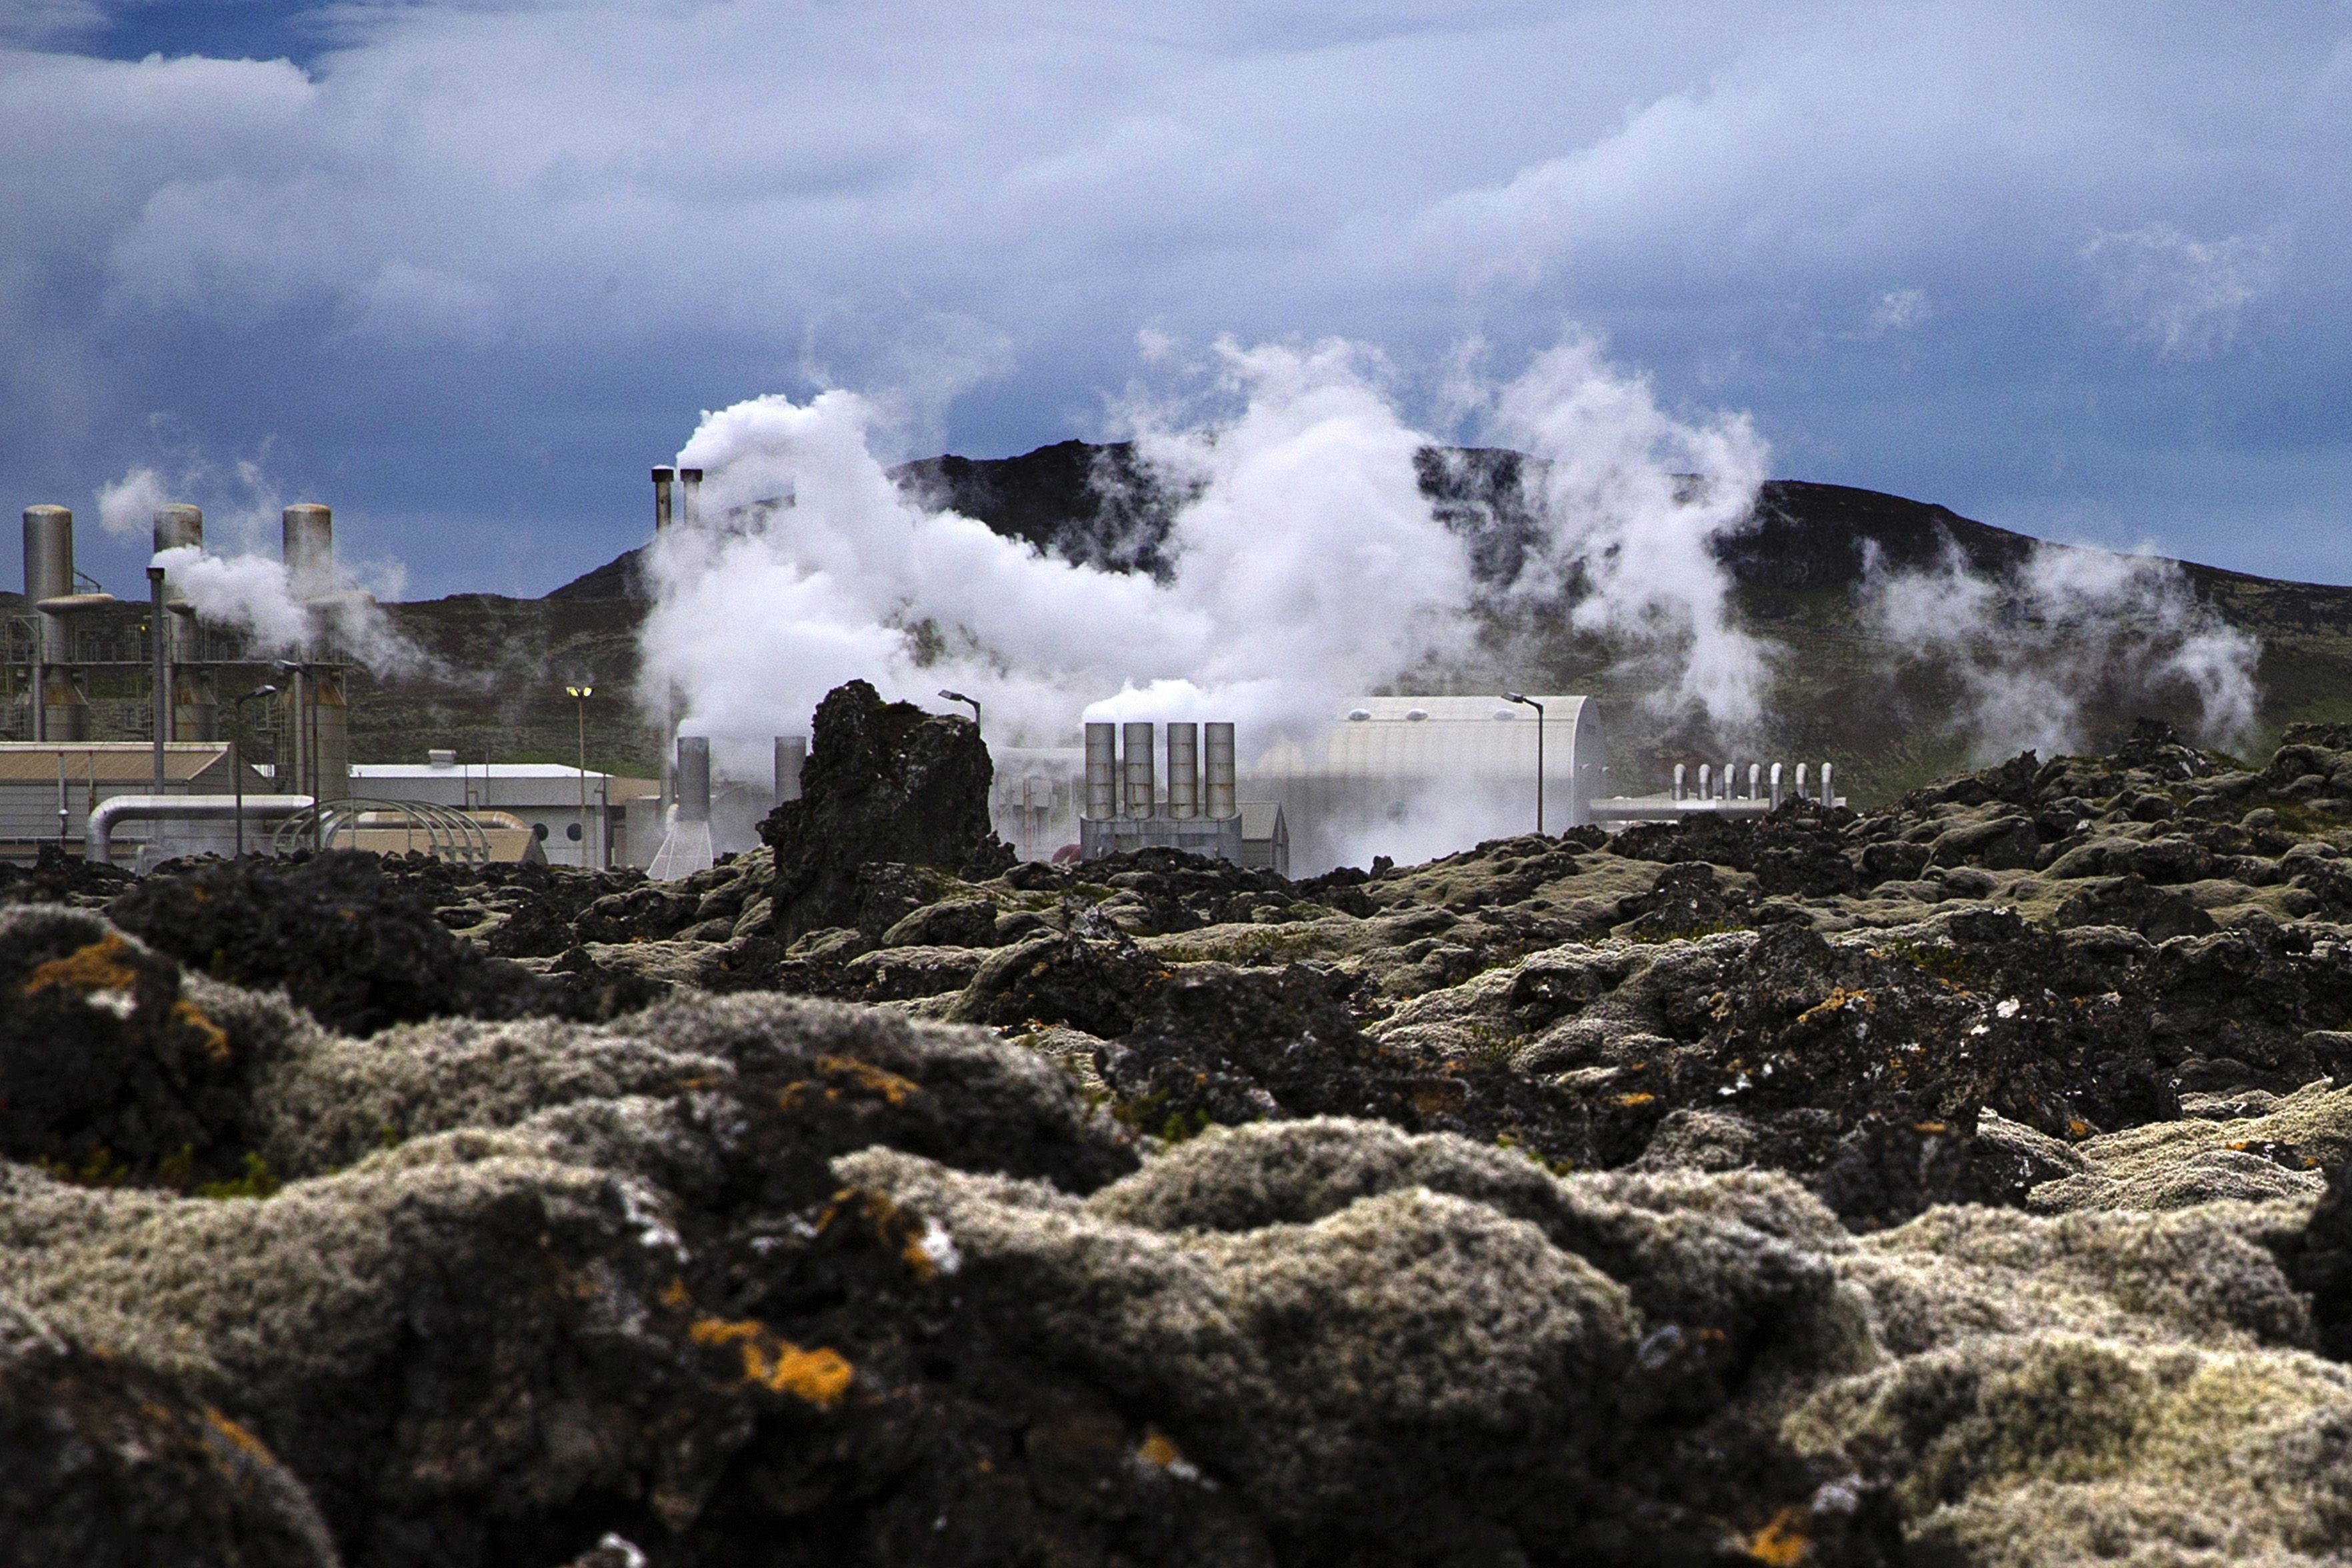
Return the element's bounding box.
[2081,223,2286,357]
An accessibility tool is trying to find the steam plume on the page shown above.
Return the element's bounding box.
[641,333,1773,775]
[1858,537,2259,761]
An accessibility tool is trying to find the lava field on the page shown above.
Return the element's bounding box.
[13,685,2352,1566]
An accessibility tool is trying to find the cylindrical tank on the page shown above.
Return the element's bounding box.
[1083,722,1117,819]
[282,505,333,602]
[774,735,806,805]
[23,505,72,602]
[153,503,203,562]
[173,665,219,743]
[653,467,675,531]
[1122,721,1156,817]
[279,669,351,803]
[676,736,712,824]
[1204,723,1237,819]
[679,467,703,528]
[41,669,87,741]
[1166,722,1199,819]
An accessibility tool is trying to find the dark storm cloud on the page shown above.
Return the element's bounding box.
[1,0,2347,596]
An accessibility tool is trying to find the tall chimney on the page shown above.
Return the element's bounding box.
[1203,722,1237,819]
[153,505,216,741]
[676,736,712,824]
[678,467,703,528]
[773,735,806,805]
[281,504,333,605]
[652,466,675,531]
[1121,721,1156,817]
[1083,722,1117,819]
[1166,722,1199,819]
[23,505,85,742]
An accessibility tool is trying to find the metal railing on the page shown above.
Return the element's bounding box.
[269,797,496,863]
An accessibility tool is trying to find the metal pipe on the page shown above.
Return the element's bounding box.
[676,736,711,825]
[1673,763,1686,802]
[148,566,168,791]
[1121,721,1156,817]
[1821,763,1835,808]
[652,467,675,531]
[1697,763,1711,799]
[24,505,70,743]
[1795,763,1809,802]
[1083,722,1117,818]
[775,735,807,805]
[86,794,313,866]
[1166,721,1199,819]
[281,504,333,607]
[1769,761,1783,809]
[1203,722,1237,819]
[1747,763,1761,801]
[679,467,703,528]
[1084,722,1117,819]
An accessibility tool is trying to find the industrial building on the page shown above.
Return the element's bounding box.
[343,753,651,869]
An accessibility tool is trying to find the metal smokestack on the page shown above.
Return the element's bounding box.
[281,504,333,605]
[23,505,85,743]
[1084,723,1117,819]
[1203,722,1237,819]
[1122,721,1157,817]
[676,736,712,825]
[153,505,216,741]
[1166,722,1199,819]
[652,466,675,531]
[773,735,806,805]
[678,467,703,528]
[153,503,202,561]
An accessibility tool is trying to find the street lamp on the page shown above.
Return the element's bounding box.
[230,685,279,859]
[939,688,981,732]
[1502,691,1545,836]
[566,683,595,869]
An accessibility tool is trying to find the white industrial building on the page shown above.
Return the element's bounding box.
[345,752,656,869]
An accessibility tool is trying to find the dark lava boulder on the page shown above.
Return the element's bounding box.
[0,1295,337,1568]
[761,681,1013,943]
[108,851,591,1037]
[0,905,303,1185]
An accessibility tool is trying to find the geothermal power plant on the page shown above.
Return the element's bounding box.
[5,471,1845,877]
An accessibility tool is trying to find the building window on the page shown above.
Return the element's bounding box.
[533,823,549,841]
[566,823,583,841]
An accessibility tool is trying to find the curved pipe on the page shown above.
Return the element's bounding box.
[86,794,313,865]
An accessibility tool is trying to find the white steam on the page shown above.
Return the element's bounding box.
[1482,335,1773,729]
[641,334,1773,775]
[1859,538,2260,761]
[98,458,429,675]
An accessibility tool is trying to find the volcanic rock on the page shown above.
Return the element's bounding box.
[760,681,1013,943]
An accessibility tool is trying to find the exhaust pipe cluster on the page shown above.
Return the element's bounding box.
[1083,721,1238,820]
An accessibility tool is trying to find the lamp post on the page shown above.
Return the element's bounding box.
[939,688,981,733]
[566,683,594,869]
[1502,691,1545,836]
[231,685,279,859]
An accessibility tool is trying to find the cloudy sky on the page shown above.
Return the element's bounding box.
[3,1,2347,598]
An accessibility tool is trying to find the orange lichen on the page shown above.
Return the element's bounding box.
[1745,1506,1811,1565]
[2067,1117,2091,1139]
[689,1317,853,1408]
[1913,1121,1948,1135]
[170,999,230,1063]
[778,1055,921,1112]
[659,1275,693,1310]
[1137,1429,1184,1468]
[1795,987,1873,1027]
[22,932,139,999]
[1613,1092,1657,1108]
[203,1406,271,1462]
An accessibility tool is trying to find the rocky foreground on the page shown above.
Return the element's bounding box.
[15,691,2352,1564]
